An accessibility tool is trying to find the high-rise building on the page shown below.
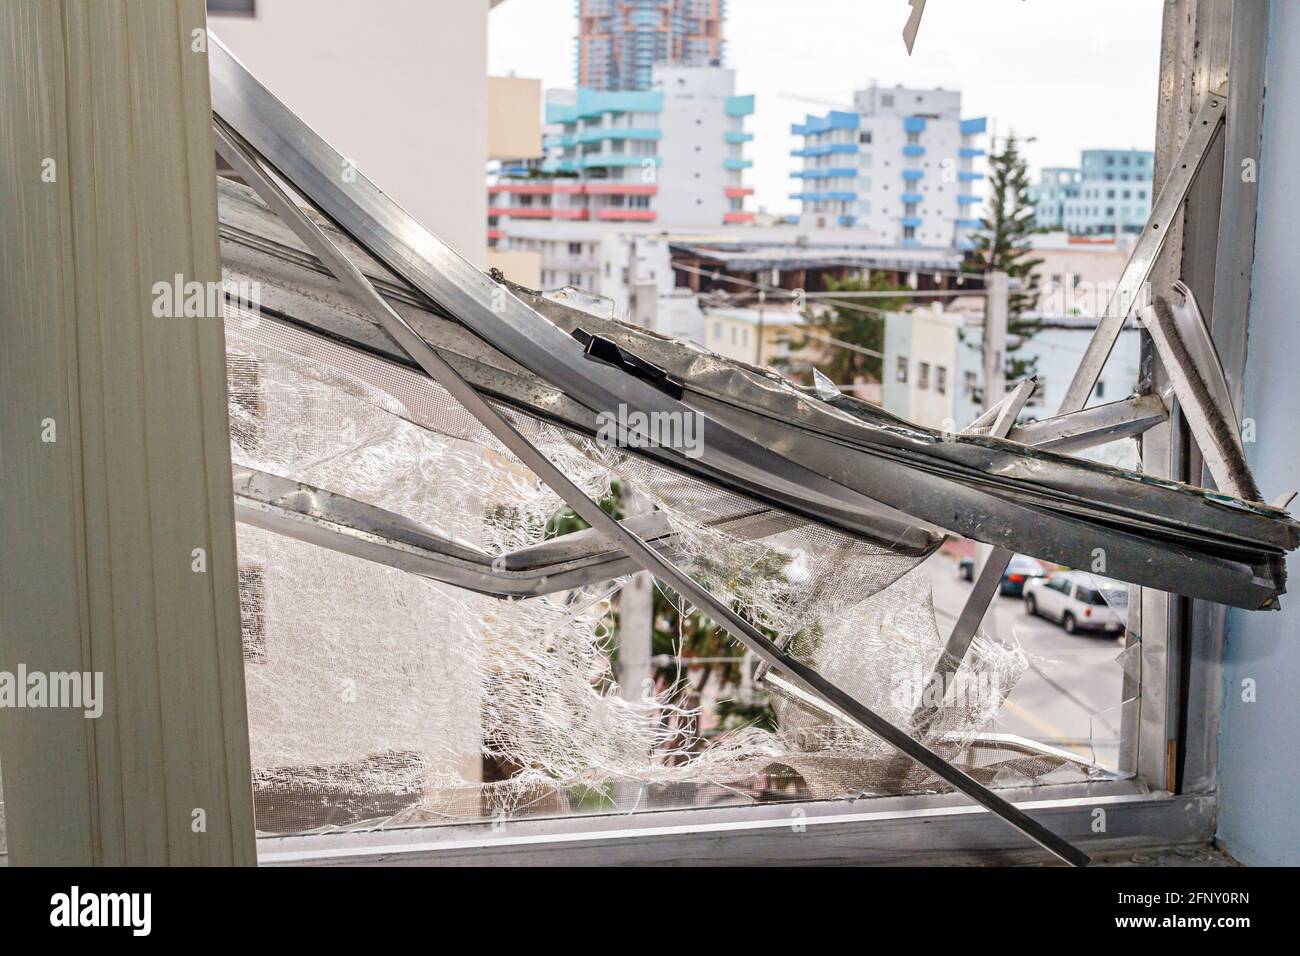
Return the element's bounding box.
[789,84,987,248]
[576,0,726,92]
[1029,167,1082,230]
[1064,149,1154,235]
[487,65,753,242]
[1029,150,1154,235]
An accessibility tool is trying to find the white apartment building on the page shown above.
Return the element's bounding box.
[488,65,754,242]
[791,84,987,248]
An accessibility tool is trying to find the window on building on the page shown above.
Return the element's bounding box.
[568,242,583,256]
[1094,379,1106,399]
[207,0,255,14]
[860,131,873,144]
[918,362,930,389]
[896,356,909,383]
[936,366,947,395]
[712,322,722,342]
[963,370,978,399]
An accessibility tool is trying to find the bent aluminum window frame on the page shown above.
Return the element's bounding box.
[235,0,1266,865]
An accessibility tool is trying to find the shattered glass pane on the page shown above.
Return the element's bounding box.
[225,311,1107,835]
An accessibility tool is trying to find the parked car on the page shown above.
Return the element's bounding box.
[958,553,1047,596]
[1023,571,1126,635]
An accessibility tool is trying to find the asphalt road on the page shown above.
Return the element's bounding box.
[917,552,1128,771]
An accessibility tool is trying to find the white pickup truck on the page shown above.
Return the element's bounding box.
[1023,571,1125,635]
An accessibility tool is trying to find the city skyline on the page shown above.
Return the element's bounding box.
[490,0,1163,218]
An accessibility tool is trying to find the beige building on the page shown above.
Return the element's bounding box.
[486,74,544,286]
[1032,231,1134,318]
[702,303,809,368]
[881,305,965,430]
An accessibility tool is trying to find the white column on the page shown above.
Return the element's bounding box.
[0,0,255,865]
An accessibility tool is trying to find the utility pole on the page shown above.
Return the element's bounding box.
[982,271,1009,408]
[972,270,1010,634]
[618,486,654,705]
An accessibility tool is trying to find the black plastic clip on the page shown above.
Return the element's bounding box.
[572,328,685,400]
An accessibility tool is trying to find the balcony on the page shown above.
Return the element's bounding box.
[723,211,755,224]
[488,183,557,196]
[791,143,858,158]
[580,154,662,169]
[595,208,656,221]
[488,205,556,219]
[791,166,856,180]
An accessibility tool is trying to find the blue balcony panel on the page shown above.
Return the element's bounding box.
[724,158,753,170]
[960,147,986,158]
[904,116,928,133]
[791,143,858,157]
[580,154,663,169]
[547,89,666,124]
[575,127,662,144]
[958,171,984,182]
[900,192,924,204]
[960,116,989,135]
[838,215,858,227]
[903,145,926,157]
[901,169,924,181]
[955,218,983,229]
[826,190,858,202]
[725,94,756,117]
[725,131,754,143]
[792,110,860,136]
[957,194,980,205]
[900,216,923,227]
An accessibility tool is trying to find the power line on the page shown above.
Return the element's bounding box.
[671,260,992,298]
[790,328,884,358]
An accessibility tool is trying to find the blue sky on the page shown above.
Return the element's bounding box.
[489,0,1164,216]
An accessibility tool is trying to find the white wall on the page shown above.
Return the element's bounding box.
[653,66,736,226]
[211,0,490,265]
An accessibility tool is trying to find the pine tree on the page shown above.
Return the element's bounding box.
[969,133,1044,380]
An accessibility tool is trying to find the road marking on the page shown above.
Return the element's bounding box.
[999,699,1092,759]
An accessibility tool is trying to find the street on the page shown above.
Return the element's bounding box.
[918,552,1128,771]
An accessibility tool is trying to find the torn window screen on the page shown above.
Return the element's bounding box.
[225,317,1047,832]
[209,36,1293,858]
